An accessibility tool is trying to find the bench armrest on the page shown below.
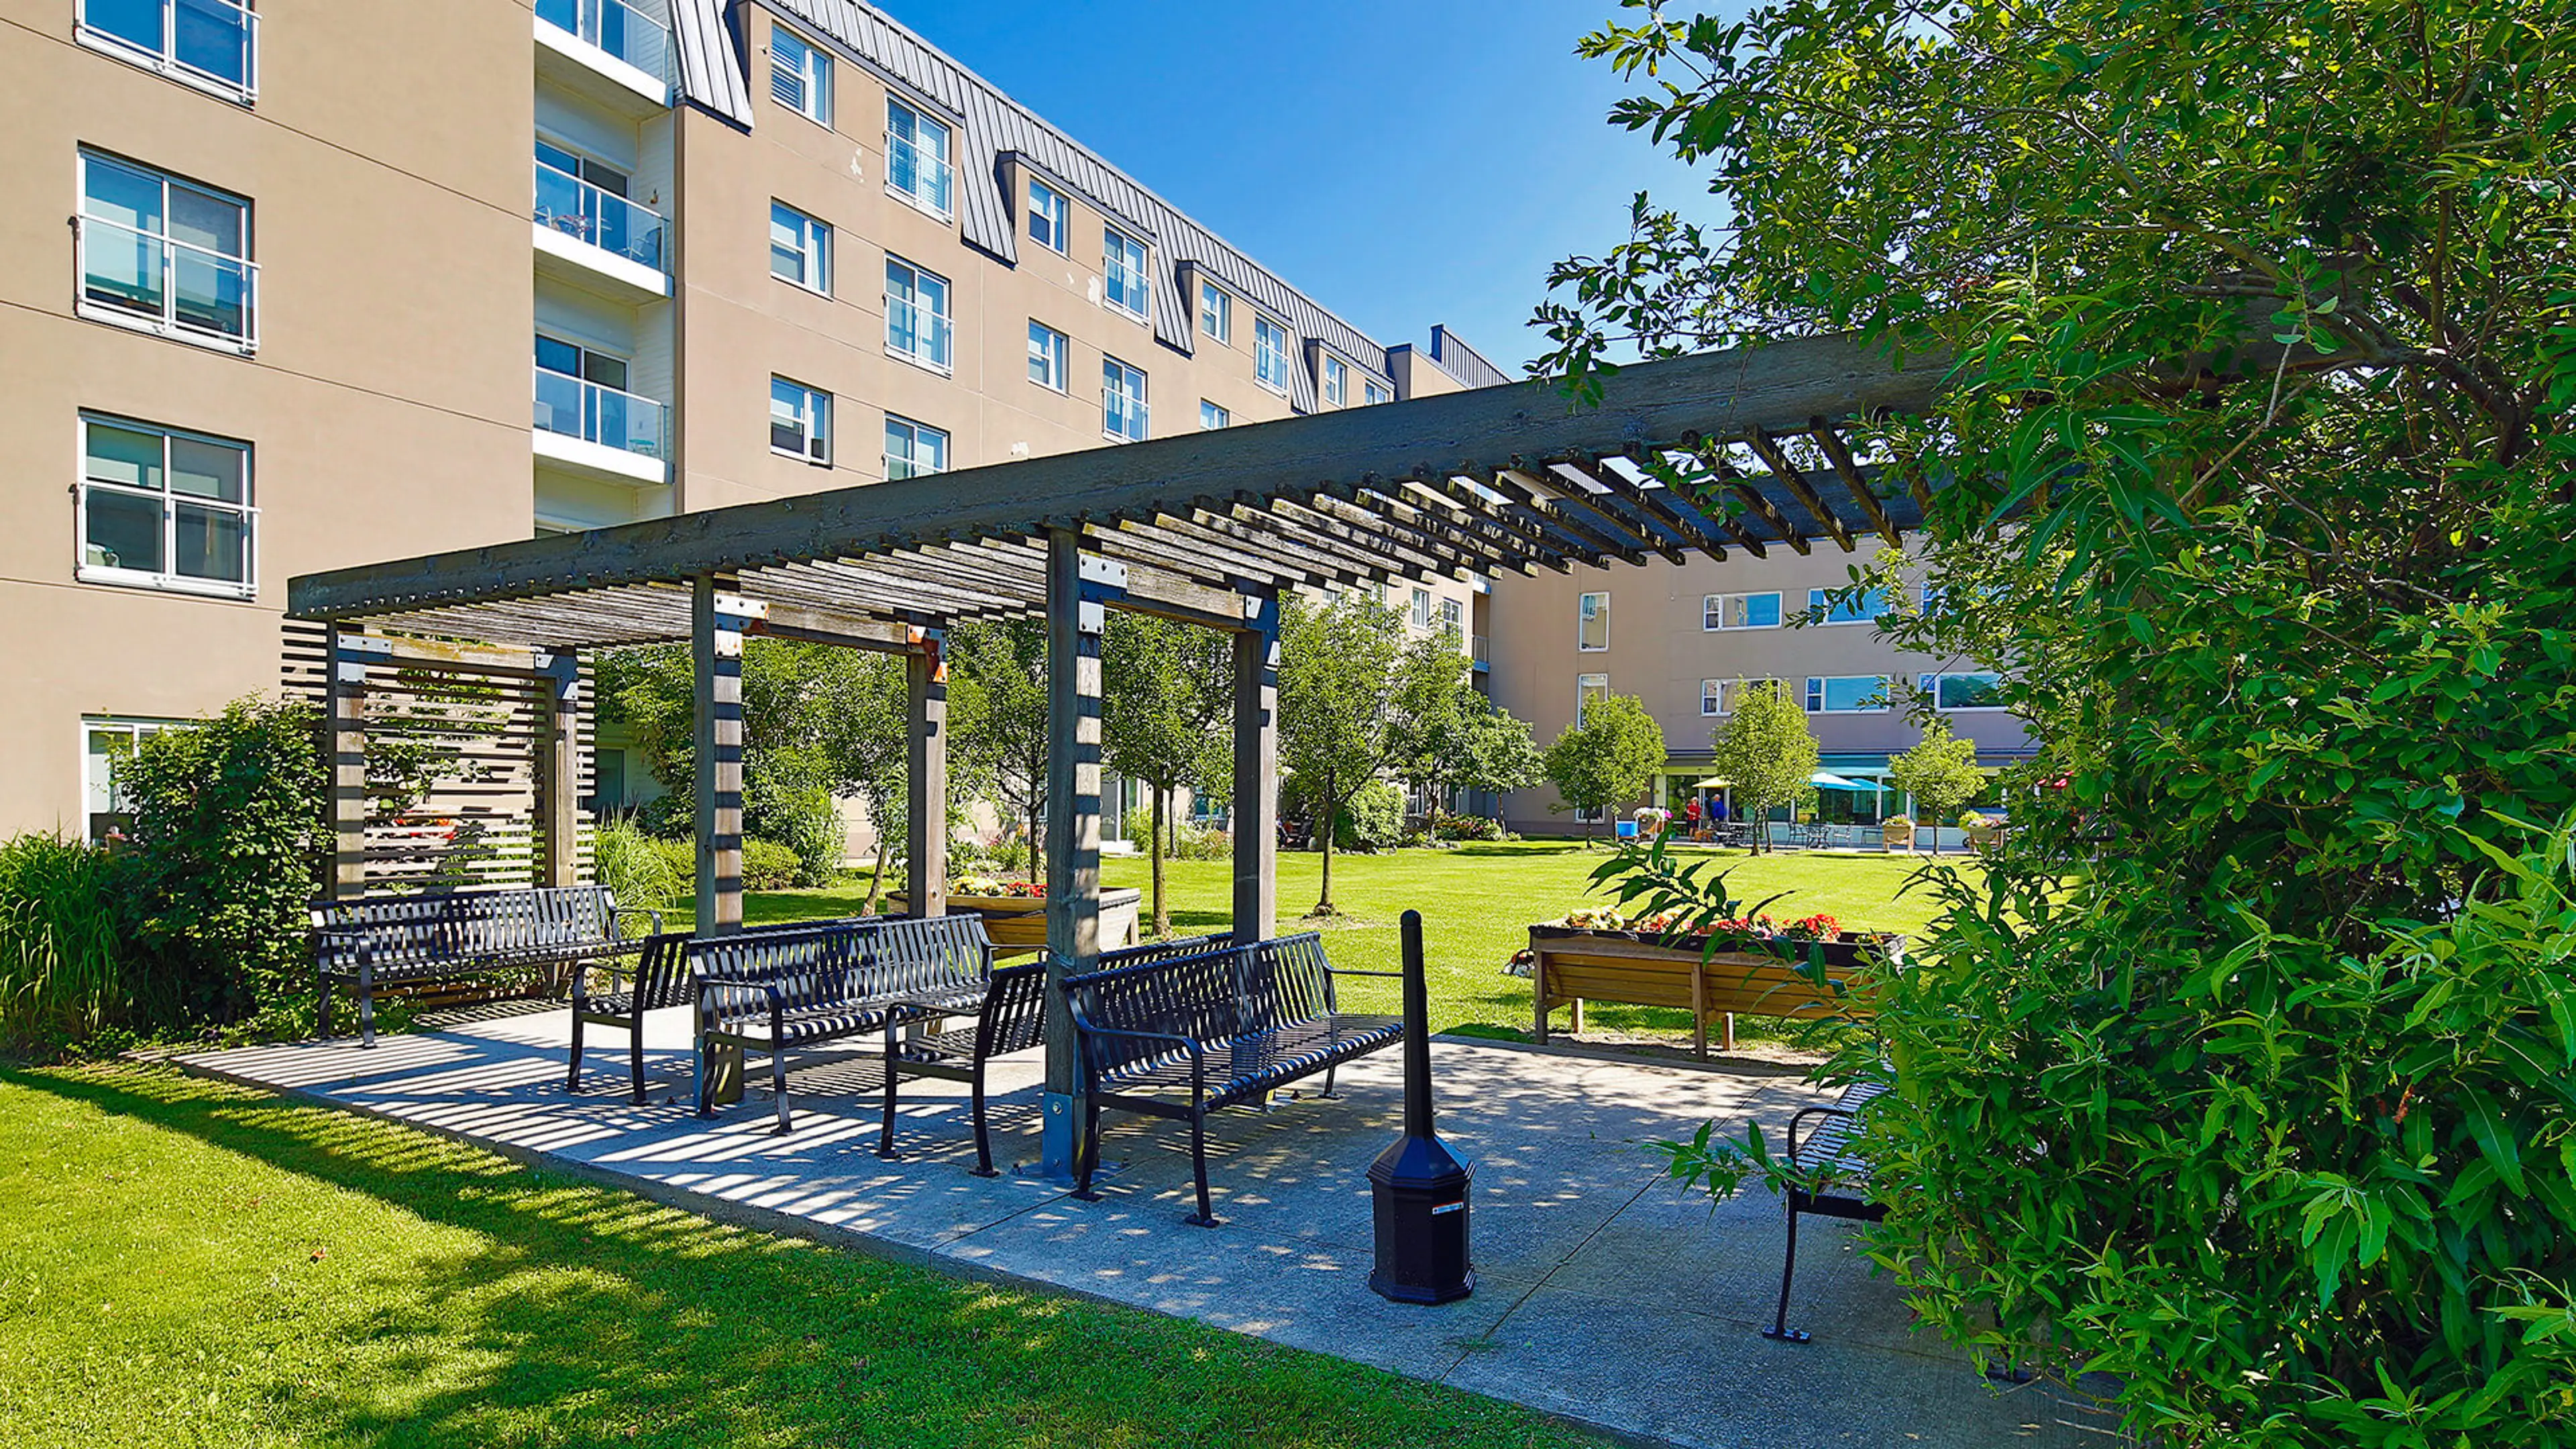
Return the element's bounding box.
[695,974,784,1022]
[609,906,664,941]
[1783,1104,1858,1163]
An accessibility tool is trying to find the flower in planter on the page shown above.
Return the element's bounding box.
[1777,912,1843,942]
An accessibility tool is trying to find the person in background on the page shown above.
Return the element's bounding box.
[1684,794,1705,840]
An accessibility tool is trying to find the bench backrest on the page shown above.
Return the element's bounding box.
[315,885,622,971]
[1064,932,1336,1082]
[975,961,1050,1060]
[685,914,993,1028]
[625,916,890,1014]
[1099,931,1235,969]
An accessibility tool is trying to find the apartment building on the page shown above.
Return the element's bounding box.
[1483,547,2035,834]
[2,0,1499,839]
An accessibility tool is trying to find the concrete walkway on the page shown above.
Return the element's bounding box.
[181,1011,2108,1448]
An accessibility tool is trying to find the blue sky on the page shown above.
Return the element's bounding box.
[877,1,1708,372]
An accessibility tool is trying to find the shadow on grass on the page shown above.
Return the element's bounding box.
[9,1064,1591,1449]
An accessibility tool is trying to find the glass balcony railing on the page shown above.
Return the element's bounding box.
[1471,633,1491,669]
[534,368,665,464]
[78,0,257,99]
[886,134,953,216]
[886,297,953,371]
[534,0,672,83]
[533,162,666,274]
[78,215,256,347]
[1104,394,1150,443]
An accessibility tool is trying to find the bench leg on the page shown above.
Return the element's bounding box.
[969,1061,998,1178]
[566,1013,586,1093]
[316,970,333,1040]
[1317,1064,1338,1099]
[695,1042,714,1120]
[876,1019,902,1161]
[770,1048,793,1135]
[1183,1104,1219,1228]
[1762,1199,1812,1343]
[356,960,376,1049]
[627,1018,649,1106]
[1071,1093,1104,1202]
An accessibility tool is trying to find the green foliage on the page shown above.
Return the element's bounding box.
[947,619,1050,883]
[1540,693,1665,841]
[592,818,686,912]
[1548,0,2576,1438]
[739,838,802,893]
[1104,612,1233,936]
[1277,592,1405,914]
[1886,718,1985,852]
[116,697,325,1037]
[1168,821,1233,861]
[0,835,125,1051]
[1705,682,1817,853]
[1334,782,1406,853]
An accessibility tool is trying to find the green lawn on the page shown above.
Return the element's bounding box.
[687,841,1970,1045]
[0,1063,1597,1448]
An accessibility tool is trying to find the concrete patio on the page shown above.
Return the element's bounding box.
[181,1009,2108,1448]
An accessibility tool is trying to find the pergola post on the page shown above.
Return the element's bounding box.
[692,574,747,936]
[534,648,582,889]
[1040,528,1118,1177]
[905,627,948,919]
[323,624,369,902]
[1232,592,1280,944]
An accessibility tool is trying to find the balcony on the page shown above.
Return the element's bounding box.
[1471,633,1491,672]
[534,0,671,114]
[75,215,257,355]
[885,297,953,373]
[532,162,669,302]
[533,368,668,486]
[76,0,257,103]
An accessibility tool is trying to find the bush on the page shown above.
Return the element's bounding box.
[1334,782,1404,853]
[593,818,686,911]
[740,838,801,892]
[0,834,125,1052]
[1434,814,1505,842]
[1171,822,1231,861]
[1121,806,1156,850]
[757,782,843,888]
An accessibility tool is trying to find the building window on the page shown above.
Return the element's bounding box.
[1703,591,1784,631]
[1027,321,1067,391]
[885,256,953,372]
[1199,280,1231,343]
[1199,400,1229,430]
[83,717,189,845]
[1411,588,1433,628]
[1809,586,1900,625]
[1253,317,1291,393]
[770,377,830,463]
[1028,178,1069,252]
[1323,356,1350,408]
[1440,596,1462,633]
[1103,356,1148,442]
[535,333,662,458]
[1364,380,1392,406]
[1806,676,1894,713]
[886,98,953,216]
[1576,673,1609,728]
[769,201,830,294]
[769,25,830,125]
[1577,590,1609,651]
[1928,673,2006,710]
[535,138,663,270]
[1701,677,1782,716]
[78,0,256,101]
[1102,227,1150,320]
[77,150,254,350]
[78,413,253,597]
[883,415,948,480]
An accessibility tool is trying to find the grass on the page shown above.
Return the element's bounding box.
[680,840,1974,1046]
[0,1061,1601,1448]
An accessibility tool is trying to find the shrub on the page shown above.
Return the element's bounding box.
[757,781,844,888]
[1121,806,1156,850]
[593,818,685,911]
[1169,823,1232,861]
[1434,814,1505,842]
[1334,782,1404,853]
[740,838,801,892]
[0,834,125,1052]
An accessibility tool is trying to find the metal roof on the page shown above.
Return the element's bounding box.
[670,0,755,127]
[292,335,1953,651]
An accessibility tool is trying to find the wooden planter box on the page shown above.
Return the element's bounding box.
[888,889,1142,957]
[1526,925,1894,1059]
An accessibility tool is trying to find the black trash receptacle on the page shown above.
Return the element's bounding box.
[1368,909,1474,1304]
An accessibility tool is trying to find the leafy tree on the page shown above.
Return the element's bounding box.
[1277,591,1403,915]
[1540,692,1665,845]
[1886,716,1985,855]
[595,641,841,884]
[1552,0,2576,1439]
[1705,682,1817,855]
[947,619,1050,885]
[810,653,909,912]
[1385,623,1494,834]
[1102,612,1232,936]
[1453,698,1545,828]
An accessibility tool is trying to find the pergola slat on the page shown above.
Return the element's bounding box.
[1745,428,1858,553]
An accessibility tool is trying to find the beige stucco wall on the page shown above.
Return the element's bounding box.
[0,0,535,834]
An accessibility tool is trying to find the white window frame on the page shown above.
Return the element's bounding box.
[769,376,831,464]
[82,716,192,845]
[1576,673,1609,729]
[1701,677,1782,716]
[1364,379,1392,407]
[1028,178,1069,253]
[1102,227,1150,321]
[768,200,830,295]
[1805,675,1896,713]
[1322,356,1348,408]
[1411,588,1433,629]
[1199,399,1230,430]
[1809,586,1900,626]
[883,414,948,480]
[76,0,258,104]
[76,150,256,354]
[885,97,954,219]
[1199,280,1232,343]
[1252,317,1291,394]
[1577,590,1610,651]
[883,254,953,374]
[1926,672,2008,712]
[769,24,831,126]
[1102,356,1149,443]
[1027,320,1068,392]
[76,412,256,599]
[1703,590,1784,631]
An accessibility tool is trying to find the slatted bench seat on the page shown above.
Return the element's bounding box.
[568,916,883,1104]
[1065,932,1402,1226]
[693,915,994,1134]
[1766,1078,1891,1343]
[315,885,658,1047]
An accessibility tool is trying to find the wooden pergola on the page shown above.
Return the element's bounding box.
[289,331,1946,1173]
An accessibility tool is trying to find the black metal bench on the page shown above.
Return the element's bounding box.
[568,916,883,1104]
[1766,1078,1890,1343]
[315,885,658,1047]
[1065,932,1402,1226]
[693,915,994,1133]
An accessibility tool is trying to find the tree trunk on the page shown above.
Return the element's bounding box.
[865,824,891,914]
[1026,799,1042,884]
[1150,784,1169,938]
[1316,793,1337,916]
